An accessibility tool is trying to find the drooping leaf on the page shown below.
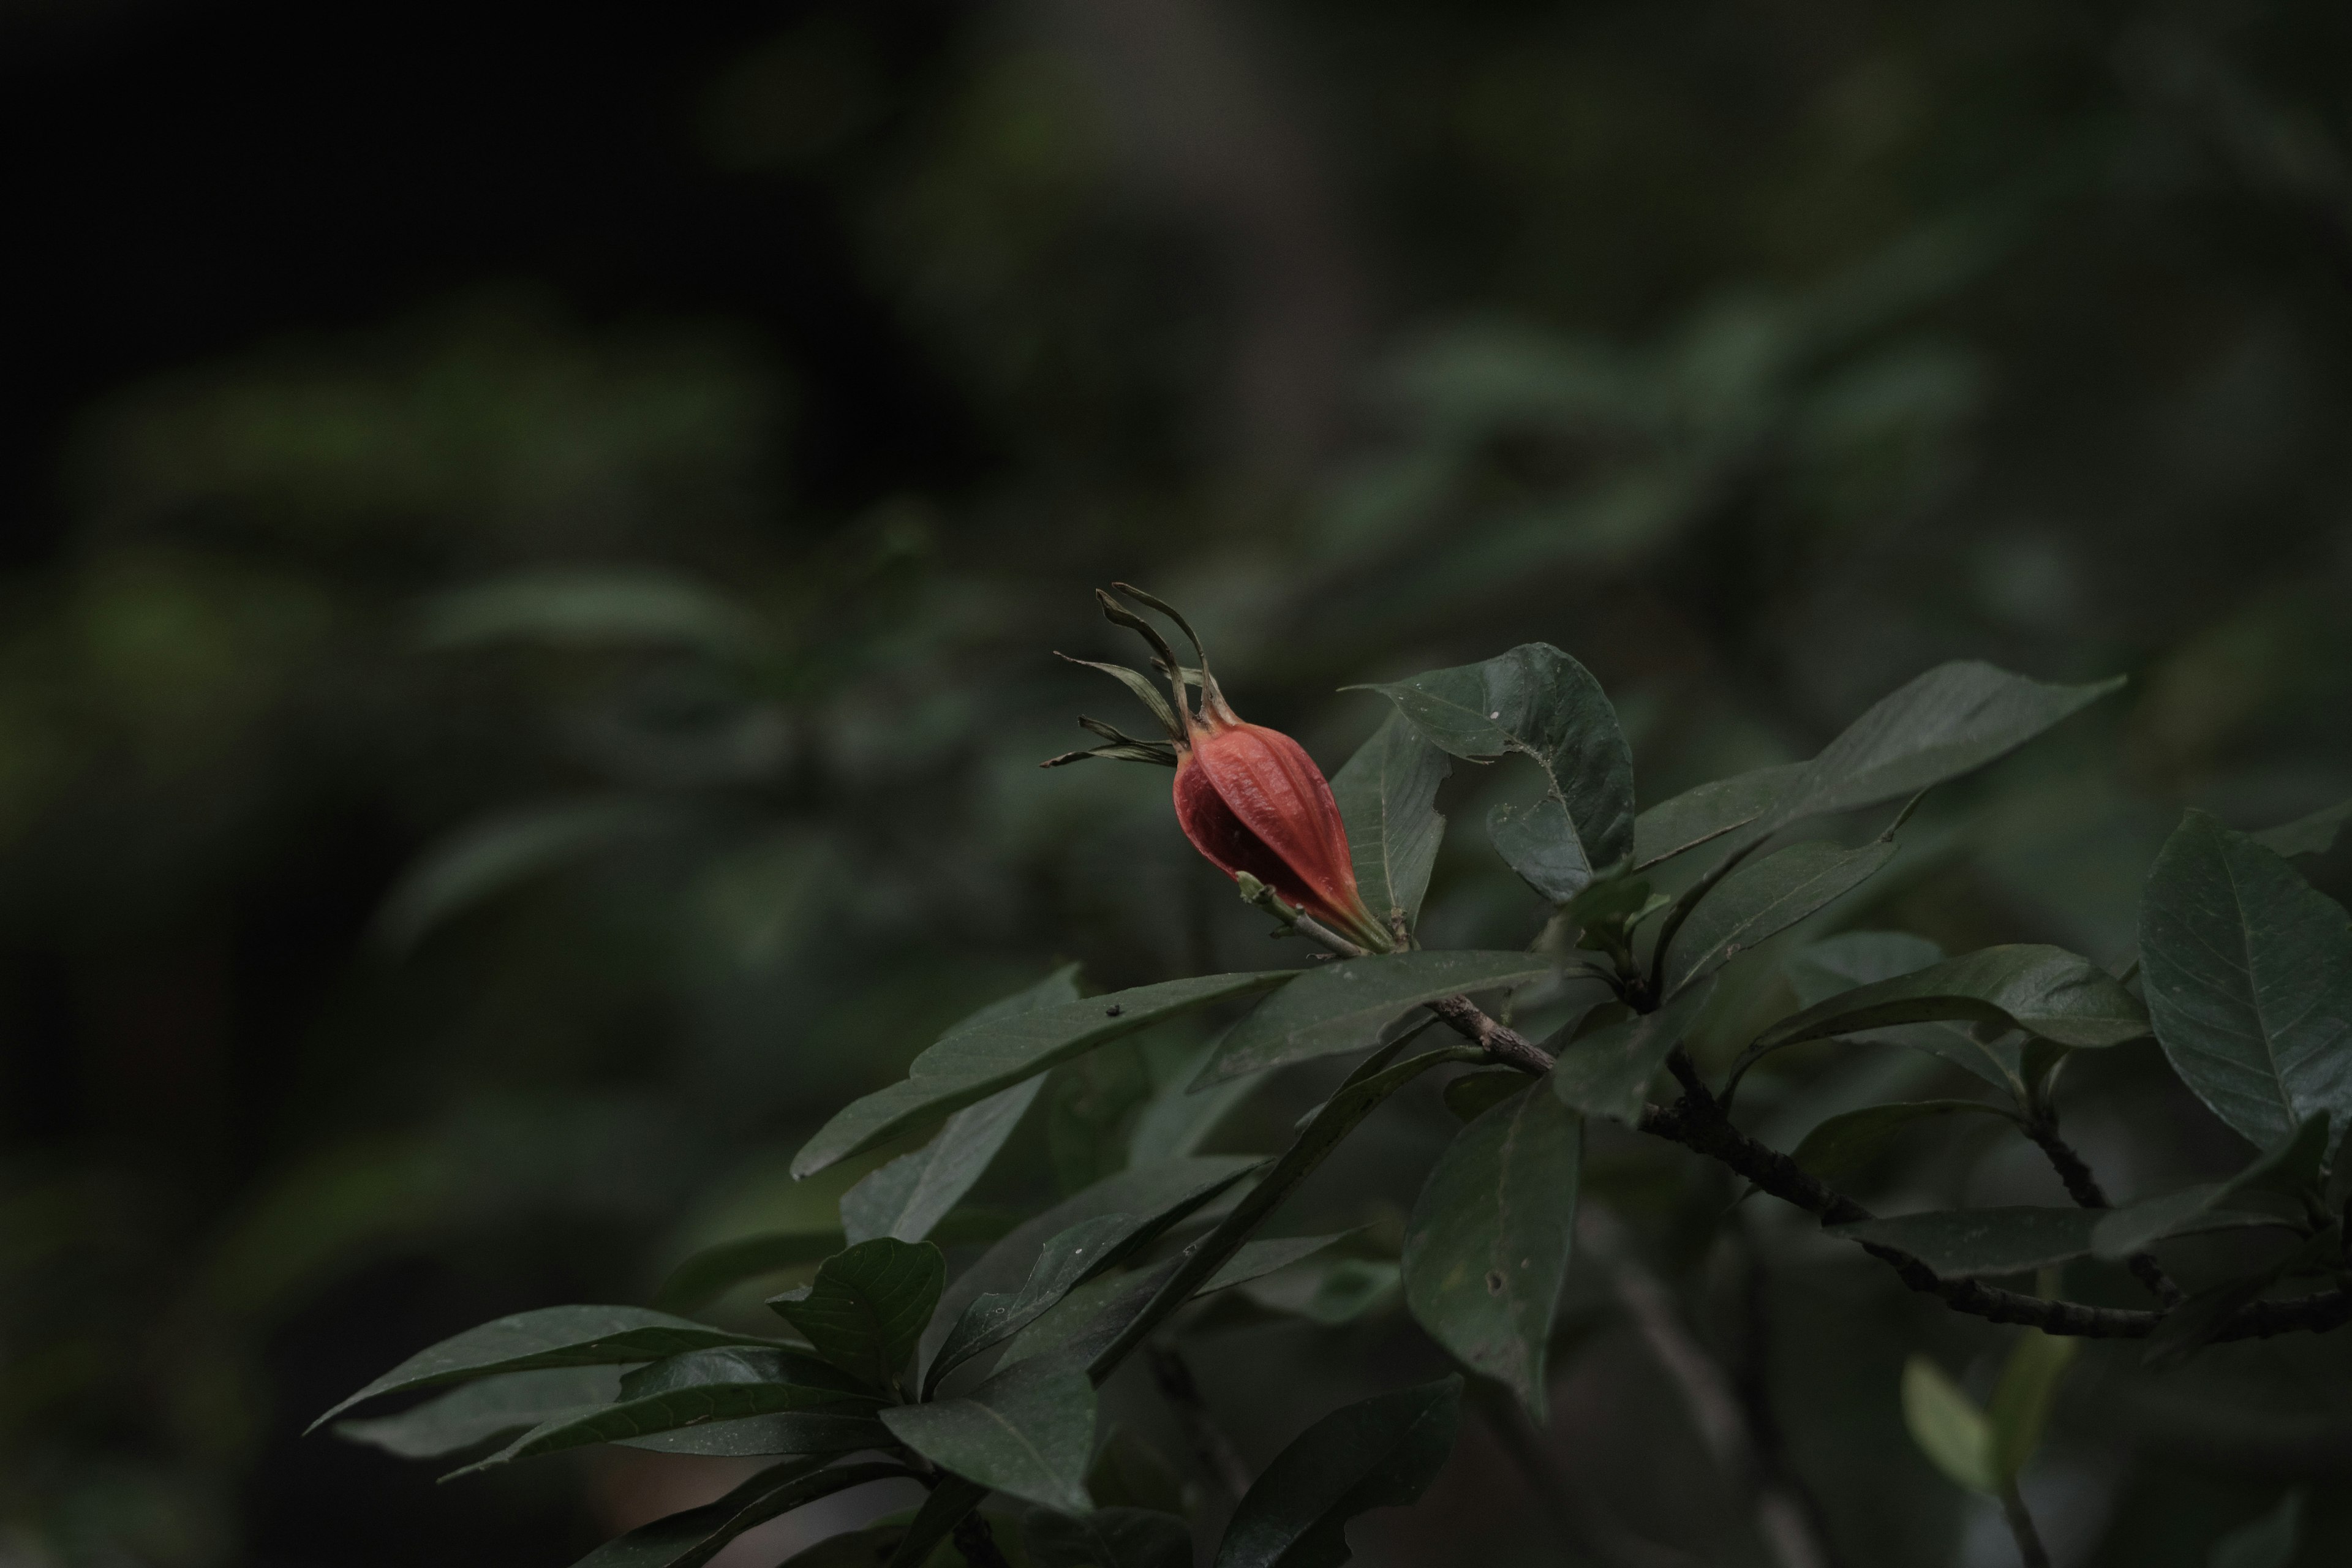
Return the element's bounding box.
[2091,1114,2329,1259]
[2144,1229,2344,1368]
[1403,1085,1580,1419]
[568,1458,907,1568]
[2209,1491,2306,1568]
[311,1305,782,1431]
[1660,837,1894,997]
[1197,951,1553,1087]
[2252,801,2351,860]
[883,1359,1098,1517]
[927,1215,1142,1393]
[1330,712,1450,931]
[769,1240,945,1393]
[2139,810,2352,1153]
[1023,1507,1193,1568]
[1731,944,2147,1096]
[1828,1207,2100,1277]
[334,1366,619,1460]
[1212,1378,1463,1568]
[1761,662,2123,832]
[445,1348,880,1477]
[1357,643,1635,885]
[795,972,1296,1178]
[1986,1330,2076,1483]
[1901,1357,1996,1494]
[1788,1100,2017,1183]
[1632,763,1808,870]
[1551,974,1717,1125]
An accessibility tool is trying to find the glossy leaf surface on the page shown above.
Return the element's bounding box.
[842,1072,1056,1248]
[334,1366,617,1460]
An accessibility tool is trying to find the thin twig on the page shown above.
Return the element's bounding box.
[1999,1483,2052,1568]
[2019,1114,2182,1306]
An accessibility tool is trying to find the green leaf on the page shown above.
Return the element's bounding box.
[1762,662,2123,831]
[2253,801,2351,859]
[1403,1084,1580,1419]
[795,972,1297,1178]
[883,1359,1099,1517]
[2209,1491,2306,1568]
[1632,763,1808,870]
[420,568,767,658]
[1024,1507,1193,1568]
[927,1215,1143,1393]
[1201,1233,1350,1292]
[654,1232,843,1314]
[1126,1040,1259,1166]
[334,1367,619,1460]
[1828,1207,2100,1277]
[1197,952,1554,1087]
[2140,810,2352,1153]
[569,1459,908,1568]
[1661,838,1894,997]
[1330,712,1451,931]
[1732,944,2147,1098]
[1212,1378,1463,1568]
[311,1305,781,1431]
[618,1411,895,1458]
[1901,1357,1996,1494]
[1986,1330,2076,1483]
[1442,1071,1526,1123]
[1357,643,1635,884]
[1047,1044,1156,1195]
[1782,932,2027,1095]
[882,1476,989,1568]
[1087,1426,1188,1515]
[2144,1229,2344,1369]
[1486,797,1594,903]
[1789,1100,2017,1184]
[375,797,677,949]
[446,1348,881,1477]
[2092,1114,2329,1259]
[769,1239,945,1392]
[1238,1257,1401,1327]
[1551,973,1718,1125]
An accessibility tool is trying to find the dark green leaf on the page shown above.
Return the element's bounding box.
[1789,1100,2016,1184]
[1783,932,2026,1095]
[1212,1378,1463,1568]
[883,1476,989,1568]
[1986,1330,2076,1483]
[2253,801,2351,859]
[1485,796,1592,903]
[1201,1233,1350,1292]
[2140,810,2352,1152]
[1403,1085,1580,1419]
[1762,662,2122,831]
[311,1305,782,1431]
[1356,643,1635,878]
[619,1411,894,1458]
[570,1458,908,1568]
[927,1215,1140,1393]
[1330,712,1450,931]
[2209,1491,2305,1568]
[1827,1207,2100,1277]
[1197,951,1553,1087]
[1551,974,1717,1125]
[795,973,1296,1178]
[421,569,766,658]
[376,797,680,949]
[1126,1040,1259,1166]
[2145,1230,2343,1368]
[1661,838,1894,996]
[1237,1258,1401,1327]
[1632,763,1808,870]
[1024,1507,1193,1568]
[1901,1357,1994,1494]
[654,1233,842,1314]
[335,1367,618,1460]
[883,1359,1098,1517]
[1442,1071,1526,1123]
[1047,1044,1155,1194]
[2092,1114,2329,1259]
[769,1239,945,1393]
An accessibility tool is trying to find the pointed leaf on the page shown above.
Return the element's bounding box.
[1237,1258,1401,1327]
[883,1475,989,1568]
[769,1240,944,1392]
[1551,973,1717,1125]
[1198,952,1553,1087]
[1783,932,2024,1095]
[1330,712,1450,930]
[2092,1114,2329,1259]
[1828,1207,2100,1277]
[335,1367,619,1460]
[1901,1357,1996,1494]
[1632,763,1807,869]
[1789,1100,2016,1183]
[2209,1491,2305,1568]
[654,1232,843,1314]
[1024,1507,1193,1568]
[844,1077,1052,1248]
[312,1305,781,1430]
[2140,810,2352,1152]
[570,1458,906,1568]
[1202,1233,1351,1293]
[1662,838,1894,997]
[795,972,1297,1177]
[883,1359,1098,1517]
[2252,801,2351,860]
[927,1215,1140,1393]
[619,1411,894,1458]
[1212,1378,1463,1568]
[1403,1085,1581,1419]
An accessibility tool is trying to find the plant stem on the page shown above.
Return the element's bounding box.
[2000,1483,2051,1568]
[2019,1113,2182,1305]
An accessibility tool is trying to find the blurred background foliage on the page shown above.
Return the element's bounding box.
[2,0,2350,1564]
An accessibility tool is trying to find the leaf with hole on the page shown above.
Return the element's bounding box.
[1196,951,1553,1087]
[1212,1378,1463,1568]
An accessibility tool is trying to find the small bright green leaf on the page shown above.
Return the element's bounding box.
[1986,1330,2076,1482]
[796,972,1296,1177]
[2209,1490,2306,1568]
[1199,952,1553,1087]
[2252,801,2351,859]
[883,1360,1098,1517]
[1662,837,1894,996]
[2092,1114,2329,1259]
[312,1305,781,1431]
[1789,1100,2015,1184]
[1763,662,2123,831]
[2140,810,2352,1152]
[1212,1378,1463,1568]
[1403,1085,1581,1419]
[1357,643,1635,878]
[1024,1506,1193,1568]
[1331,712,1450,930]
[1632,763,1808,870]
[769,1239,944,1392]
[570,1458,907,1568]
[335,1367,618,1460]
[1552,973,1717,1125]
[1829,1207,2099,1277]
[1901,1357,1996,1494]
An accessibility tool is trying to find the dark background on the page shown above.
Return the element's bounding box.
[3,1,2349,1564]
